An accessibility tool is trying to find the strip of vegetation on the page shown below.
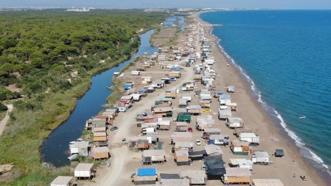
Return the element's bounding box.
[0,9,166,185]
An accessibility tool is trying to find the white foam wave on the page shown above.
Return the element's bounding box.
[215,36,330,172]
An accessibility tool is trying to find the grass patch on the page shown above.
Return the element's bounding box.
[0,111,5,121]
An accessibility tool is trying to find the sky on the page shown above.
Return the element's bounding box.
[0,0,331,9]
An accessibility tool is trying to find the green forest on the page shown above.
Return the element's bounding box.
[0,9,166,185]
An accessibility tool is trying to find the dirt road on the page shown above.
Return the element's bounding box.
[91,66,194,186]
[0,104,13,136]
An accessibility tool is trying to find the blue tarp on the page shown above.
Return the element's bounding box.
[137,167,157,177]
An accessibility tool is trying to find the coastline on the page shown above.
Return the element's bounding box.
[197,12,328,186]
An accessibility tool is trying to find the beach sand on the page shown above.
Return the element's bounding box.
[197,14,328,186]
[86,13,328,186]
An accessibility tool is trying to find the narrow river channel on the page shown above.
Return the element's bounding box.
[41,15,185,167]
[41,30,157,166]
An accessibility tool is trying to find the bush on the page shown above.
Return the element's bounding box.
[0,102,7,111]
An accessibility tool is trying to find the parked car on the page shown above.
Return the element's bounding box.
[274,149,284,157]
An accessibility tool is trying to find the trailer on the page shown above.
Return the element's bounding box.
[239,132,260,145]
[226,117,243,128]
[252,151,270,165]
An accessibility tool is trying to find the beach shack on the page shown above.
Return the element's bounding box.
[132,93,142,101]
[91,146,110,160]
[93,132,107,142]
[252,151,270,165]
[176,112,192,123]
[239,132,260,145]
[218,107,232,120]
[142,76,152,84]
[165,90,177,99]
[219,93,231,105]
[167,71,181,78]
[223,168,251,185]
[142,150,166,164]
[131,70,141,76]
[229,159,253,170]
[92,120,106,133]
[129,136,155,150]
[204,155,226,179]
[196,115,215,131]
[186,105,202,115]
[171,132,193,144]
[50,176,74,186]
[181,82,195,91]
[152,106,173,117]
[179,98,189,108]
[174,148,190,165]
[226,117,244,129]
[252,179,284,186]
[175,122,191,132]
[69,140,89,157]
[74,163,95,179]
[208,134,229,146]
[200,89,212,101]
[132,167,158,185]
[202,128,221,139]
[180,170,207,185]
[158,178,190,186]
[204,144,223,156]
[157,119,171,130]
[174,142,194,152]
[102,108,117,120]
[230,140,250,155]
[188,148,206,160]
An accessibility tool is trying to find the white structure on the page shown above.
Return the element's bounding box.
[239,132,260,144]
[74,163,94,179]
[252,151,270,165]
[50,176,74,186]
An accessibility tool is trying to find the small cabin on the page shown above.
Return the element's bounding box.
[252,151,270,165]
[229,158,253,170]
[132,167,158,185]
[180,170,207,185]
[218,107,232,120]
[223,168,251,185]
[142,150,166,164]
[239,132,260,145]
[91,146,110,160]
[186,105,202,115]
[226,117,244,129]
[69,140,89,157]
[74,163,95,179]
[230,140,250,155]
[50,176,75,186]
[252,179,284,186]
[174,148,190,165]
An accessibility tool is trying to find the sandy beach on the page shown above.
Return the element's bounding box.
[73,12,329,186]
[197,13,328,186]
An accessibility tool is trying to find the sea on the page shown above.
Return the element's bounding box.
[200,10,331,177]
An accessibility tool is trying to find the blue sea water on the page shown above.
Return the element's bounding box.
[201,10,331,174]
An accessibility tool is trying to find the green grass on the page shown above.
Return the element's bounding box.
[0,11,167,185]
[0,55,131,186]
[0,111,5,121]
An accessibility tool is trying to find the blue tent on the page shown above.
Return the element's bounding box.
[137,167,157,177]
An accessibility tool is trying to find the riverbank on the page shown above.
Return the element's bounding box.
[0,26,163,186]
[197,13,328,186]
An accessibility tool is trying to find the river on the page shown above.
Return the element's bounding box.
[41,15,185,167]
[41,30,157,166]
[41,16,185,167]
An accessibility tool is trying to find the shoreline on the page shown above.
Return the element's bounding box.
[197,12,329,186]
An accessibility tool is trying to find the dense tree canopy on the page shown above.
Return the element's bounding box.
[0,10,165,98]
